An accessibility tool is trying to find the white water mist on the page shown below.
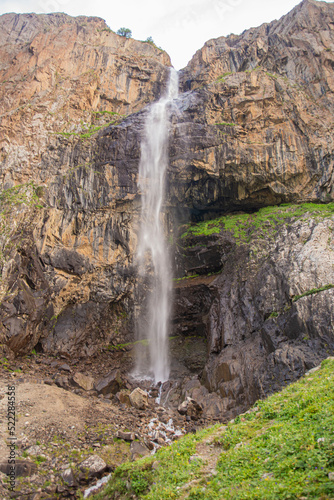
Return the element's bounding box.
[135,68,178,383]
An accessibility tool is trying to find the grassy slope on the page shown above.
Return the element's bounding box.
[92,358,334,500]
[181,202,334,243]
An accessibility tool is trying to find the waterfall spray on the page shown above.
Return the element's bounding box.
[135,68,178,384]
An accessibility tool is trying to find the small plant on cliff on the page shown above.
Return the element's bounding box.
[117,27,132,38]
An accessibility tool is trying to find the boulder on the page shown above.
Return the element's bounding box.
[95,369,122,395]
[177,397,203,420]
[129,388,148,410]
[116,390,131,406]
[61,468,76,487]
[130,441,150,461]
[79,455,107,478]
[71,372,95,392]
[0,460,37,477]
[116,431,136,442]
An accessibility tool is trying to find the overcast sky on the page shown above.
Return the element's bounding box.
[0,0,333,68]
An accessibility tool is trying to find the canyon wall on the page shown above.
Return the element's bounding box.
[0,0,334,417]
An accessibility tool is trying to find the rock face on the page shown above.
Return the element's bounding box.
[175,206,334,417]
[0,13,170,356]
[0,1,334,422]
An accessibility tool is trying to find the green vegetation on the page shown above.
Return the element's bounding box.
[143,36,164,51]
[57,112,123,140]
[172,274,199,282]
[269,311,279,318]
[181,202,334,245]
[292,284,334,302]
[93,358,334,499]
[92,110,120,116]
[217,72,233,82]
[216,122,236,127]
[265,71,278,80]
[0,182,44,215]
[117,27,132,38]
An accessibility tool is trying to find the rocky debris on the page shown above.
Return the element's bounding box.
[25,445,44,456]
[0,366,211,499]
[79,455,107,479]
[71,372,95,392]
[178,397,203,420]
[95,369,122,395]
[129,388,149,410]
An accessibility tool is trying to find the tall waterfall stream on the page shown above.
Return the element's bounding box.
[135,68,179,383]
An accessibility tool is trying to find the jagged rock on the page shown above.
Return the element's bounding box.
[1,1,334,362]
[116,431,136,442]
[130,441,150,460]
[95,369,122,395]
[55,375,69,389]
[129,388,149,410]
[71,372,95,392]
[0,460,37,477]
[61,468,76,487]
[177,397,203,419]
[176,214,334,419]
[79,455,107,478]
[116,390,131,406]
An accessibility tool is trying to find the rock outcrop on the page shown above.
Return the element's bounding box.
[174,205,334,417]
[0,13,170,356]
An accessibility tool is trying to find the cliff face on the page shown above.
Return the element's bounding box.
[0,12,170,356]
[171,0,334,218]
[174,206,334,417]
[0,2,334,419]
[0,12,171,187]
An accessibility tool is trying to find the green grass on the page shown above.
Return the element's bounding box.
[217,72,233,82]
[292,284,334,302]
[57,119,119,140]
[216,122,236,127]
[181,203,334,244]
[172,274,199,282]
[92,358,334,499]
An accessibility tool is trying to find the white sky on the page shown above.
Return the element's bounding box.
[0,0,333,69]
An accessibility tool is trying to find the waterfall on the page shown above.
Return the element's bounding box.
[135,68,179,384]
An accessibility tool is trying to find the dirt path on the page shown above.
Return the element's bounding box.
[176,426,227,499]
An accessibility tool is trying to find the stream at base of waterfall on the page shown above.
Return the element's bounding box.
[134,68,179,384]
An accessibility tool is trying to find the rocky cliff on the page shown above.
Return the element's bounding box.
[0,12,170,356]
[0,1,334,421]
